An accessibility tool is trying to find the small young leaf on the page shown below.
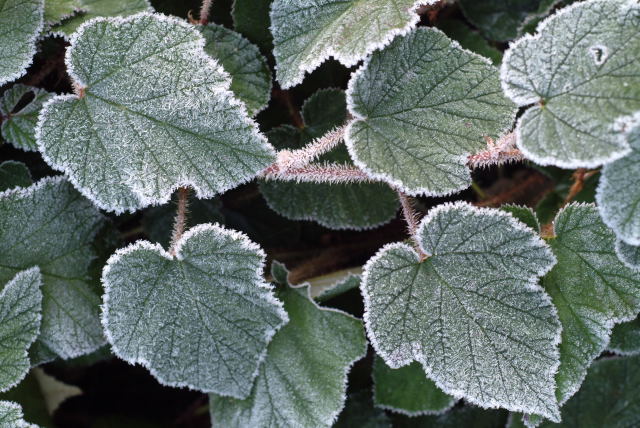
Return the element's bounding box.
[501,205,540,232]
[232,0,273,53]
[362,202,560,419]
[346,28,516,196]
[48,0,151,36]
[597,112,640,245]
[0,161,32,191]
[102,224,288,397]
[0,177,106,360]
[0,268,42,392]
[0,0,44,87]
[609,318,640,356]
[199,24,272,116]
[616,239,640,270]
[0,401,38,428]
[372,356,455,416]
[270,0,435,88]
[209,263,367,427]
[0,84,53,152]
[37,13,275,213]
[501,0,640,168]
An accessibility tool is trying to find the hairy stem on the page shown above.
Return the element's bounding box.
[275,124,347,171]
[397,191,424,257]
[170,187,190,255]
[562,168,599,207]
[467,132,524,169]
[199,0,214,25]
[262,163,374,184]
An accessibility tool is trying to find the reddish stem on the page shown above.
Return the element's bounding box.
[169,187,190,255]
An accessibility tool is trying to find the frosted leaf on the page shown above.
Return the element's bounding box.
[315,274,361,303]
[199,24,272,116]
[372,356,455,416]
[44,0,82,26]
[37,13,275,213]
[260,89,398,230]
[0,177,106,360]
[501,205,541,232]
[362,202,561,419]
[0,85,53,152]
[102,224,287,397]
[0,401,38,428]
[596,113,640,245]
[541,203,640,408]
[270,0,436,89]
[48,0,151,37]
[0,161,31,191]
[609,318,640,356]
[616,239,640,270]
[0,268,42,392]
[501,0,640,168]
[346,28,516,196]
[0,0,44,86]
[209,262,367,427]
[232,0,272,53]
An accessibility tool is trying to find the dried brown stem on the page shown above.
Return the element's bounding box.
[169,187,190,255]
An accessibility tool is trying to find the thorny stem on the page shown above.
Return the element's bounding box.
[262,164,374,184]
[275,124,348,170]
[467,132,524,169]
[169,187,190,256]
[397,191,425,258]
[199,0,214,25]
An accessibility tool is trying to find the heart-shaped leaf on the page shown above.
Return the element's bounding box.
[0,85,53,152]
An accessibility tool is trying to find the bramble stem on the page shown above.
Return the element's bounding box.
[275,125,347,171]
[199,0,214,25]
[397,191,425,257]
[170,187,190,255]
[467,132,524,168]
[262,163,374,184]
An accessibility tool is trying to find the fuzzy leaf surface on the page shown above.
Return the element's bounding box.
[346,28,516,196]
[270,0,433,88]
[0,0,44,86]
[43,0,82,26]
[0,268,42,392]
[209,264,367,427]
[616,239,640,269]
[102,224,287,397]
[49,0,151,36]
[0,85,53,152]
[0,177,106,360]
[501,0,640,168]
[0,401,37,428]
[37,13,275,213]
[0,161,31,191]
[362,202,560,419]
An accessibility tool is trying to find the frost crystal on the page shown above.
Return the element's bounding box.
[0,401,38,428]
[0,85,53,152]
[37,13,275,213]
[0,177,106,360]
[362,202,561,419]
[616,239,640,270]
[501,0,640,168]
[346,28,516,196]
[101,224,288,397]
[270,0,435,89]
[209,264,366,427]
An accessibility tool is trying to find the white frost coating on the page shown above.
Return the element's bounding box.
[0,268,42,393]
[501,0,640,168]
[101,223,288,397]
[615,239,640,270]
[270,0,436,89]
[361,202,561,420]
[36,12,275,214]
[0,401,38,428]
[0,0,44,87]
[0,177,106,360]
[345,27,516,197]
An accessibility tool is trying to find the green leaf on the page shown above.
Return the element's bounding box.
[394,406,508,428]
[542,203,640,408]
[597,112,640,245]
[0,177,106,360]
[48,0,151,36]
[346,28,516,196]
[0,372,51,427]
[43,0,82,26]
[0,84,53,152]
[0,401,38,428]
[372,356,455,416]
[232,0,273,53]
[436,19,503,65]
[609,317,640,356]
[37,13,275,213]
[0,161,32,191]
[501,0,640,168]
[102,223,287,397]
[0,268,42,392]
[0,0,44,86]
[501,205,540,232]
[334,391,391,428]
[209,263,367,427]
[199,24,272,116]
[616,239,640,270]
[260,89,399,230]
[270,0,434,88]
[315,273,361,303]
[362,202,560,419]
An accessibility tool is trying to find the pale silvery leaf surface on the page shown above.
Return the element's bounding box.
[0,0,44,86]
[102,223,288,397]
[596,112,640,245]
[260,89,399,230]
[0,84,53,151]
[0,268,42,392]
[501,0,640,168]
[37,12,275,213]
[200,24,272,117]
[372,355,455,416]
[0,177,106,360]
[541,203,640,408]
[209,262,367,427]
[609,317,640,356]
[0,401,38,428]
[616,239,640,270]
[0,161,31,191]
[43,0,82,26]
[346,28,517,196]
[270,0,436,89]
[48,0,151,36]
[361,202,561,419]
